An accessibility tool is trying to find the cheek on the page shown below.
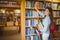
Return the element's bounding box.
[45,11,49,15]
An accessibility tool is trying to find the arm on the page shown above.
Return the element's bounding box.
[35,8,45,17]
[42,18,51,33]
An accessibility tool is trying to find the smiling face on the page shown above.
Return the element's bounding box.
[35,2,40,9]
[45,9,50,16]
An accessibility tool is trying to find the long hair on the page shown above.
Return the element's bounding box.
[45,7,53,24]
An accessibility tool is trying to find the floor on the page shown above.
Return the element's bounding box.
[0,33,21,40]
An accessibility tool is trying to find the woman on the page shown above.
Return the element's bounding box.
[35,2,53,40]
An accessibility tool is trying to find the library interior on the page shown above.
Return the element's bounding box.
[0,0,60,40]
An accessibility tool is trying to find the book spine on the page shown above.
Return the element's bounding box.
[29,10,33,18]
[26,36,31,40]
[31,36,33,40]
[26,28,30,35]
[33,35,39,40]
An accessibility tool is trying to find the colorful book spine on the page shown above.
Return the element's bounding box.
[30,19,34,26]
[26,1,31,8]
[52,4,58,9]
[26,36,31,40]
[33,35,39,40]
[31,36,33,40]
[32,11,39,18]
[31,1,35,8]
[25,20,29,26]
[26,28,30,35]
[40,2,44,8]
[57,4,60,9]
[34,19,38,26]
[29,10,33,18]
[26,10,30,17]
[30,28,35,35]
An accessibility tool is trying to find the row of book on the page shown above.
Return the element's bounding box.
[0,9,20,26]
[26,1,60,9]
[26,10,44,18]
[25,19,39,27]
[0,0,20,5]
[56,19,60,25]
[53,11,60,17]
[25,18,60,37]
[26,36,39,40]
[26,10,60,18]
[26,28,36,36]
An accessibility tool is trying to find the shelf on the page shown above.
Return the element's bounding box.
[26,8,60,11]
[54,16,60,19]
[0,4,20,9]
[26,0,52,3]
[26,26,31,28]
[7,25,19,27]
[56,24,60,26]
[26,17,43,19]
[52,1,60,3]
[26,8,45,10]
[26,34,37,37]
[54,31,60,33]
[0,0,21,2]
[0,25,5,27]
[26,16,60,19]
[53,9,60,11]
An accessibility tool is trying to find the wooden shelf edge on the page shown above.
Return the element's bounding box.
[26,8,60,11]
[26,34,37,37]
[26,16,60,19]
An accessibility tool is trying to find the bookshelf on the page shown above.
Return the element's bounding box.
[0,0,21,37]
[25,0,60,40]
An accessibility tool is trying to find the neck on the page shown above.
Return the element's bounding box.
[46,15,49,16]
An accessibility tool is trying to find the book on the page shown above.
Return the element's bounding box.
[34,19,38,26]
[26,1,31,8]
[26,28,30,35]
[26,36,31,40]
[31,36,33,40]
[52,3,58,9]
[30,28,36,35]
[56,19,60,25]
[31,1,35,8]
[25,20,29,26]
[57,4,60,9]
[33,35,39,40]
[25,20,31,27]
[40,2,44,9]
[30,19,34,26]
[32,11,39,18]
[29,10,33,18]
[26,10,30,17]
[0,0,19,6]
[0,0,8,5]
[53,11,59,17]
[44,2,52,8]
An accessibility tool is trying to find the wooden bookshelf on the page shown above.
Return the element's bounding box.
[20,0,26,40]
[25,0,60,40]
[0,5,20,9]
[0,0,21,39]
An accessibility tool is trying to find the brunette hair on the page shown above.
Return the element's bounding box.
[45,7,53,24]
